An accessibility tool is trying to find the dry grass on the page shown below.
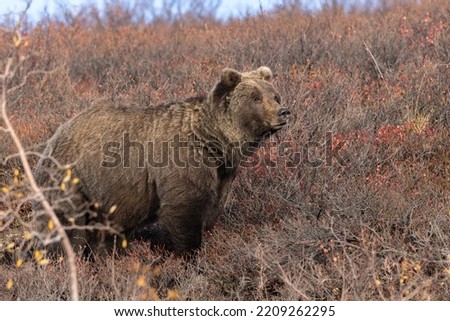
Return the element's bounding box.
[1,0,449,300]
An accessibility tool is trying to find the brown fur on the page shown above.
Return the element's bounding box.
[33,66,290,255]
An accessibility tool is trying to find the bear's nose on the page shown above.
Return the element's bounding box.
[278,108,291,117]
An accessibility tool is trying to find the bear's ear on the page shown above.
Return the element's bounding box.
[220,68,242,88]
[243,66,273,82]
[209,68,242,107]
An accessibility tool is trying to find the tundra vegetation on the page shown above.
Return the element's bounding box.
[0,0,449,300]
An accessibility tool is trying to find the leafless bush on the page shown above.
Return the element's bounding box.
[0,5,81,300]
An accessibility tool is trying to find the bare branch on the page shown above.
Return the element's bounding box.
[1,29,79,301]
[276,262,311,300]
[8,68,58,94]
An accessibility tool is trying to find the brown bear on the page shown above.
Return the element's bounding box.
[33,66,291,255]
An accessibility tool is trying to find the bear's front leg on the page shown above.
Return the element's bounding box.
[154,196,210,254]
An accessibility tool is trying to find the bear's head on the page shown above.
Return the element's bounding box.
[209,66,291,142]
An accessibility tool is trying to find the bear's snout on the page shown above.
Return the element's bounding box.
[278,107,291,118]
[278,107,292,123]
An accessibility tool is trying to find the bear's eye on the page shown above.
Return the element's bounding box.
[252,92,262,102]
[274,95,281,104]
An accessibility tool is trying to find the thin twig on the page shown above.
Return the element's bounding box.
[363,40,384,80]
[8,68,58,94]
[277,262,310,300]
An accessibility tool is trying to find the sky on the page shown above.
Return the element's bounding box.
[0,0,323,22]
